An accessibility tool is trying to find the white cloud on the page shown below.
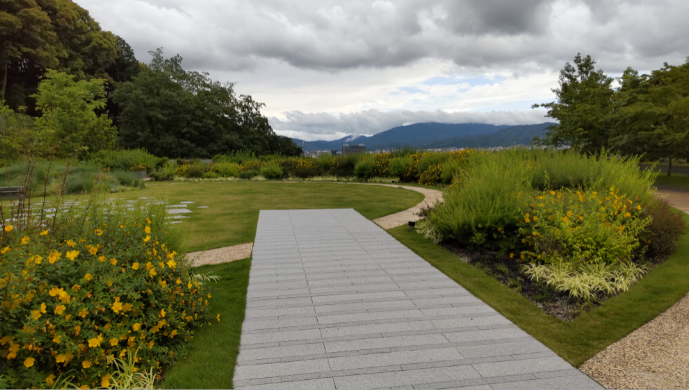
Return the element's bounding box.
[76,0,689,139]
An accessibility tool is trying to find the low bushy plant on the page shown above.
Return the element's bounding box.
[238,170,259,179]
[0,193,211,389]
[388,155,417,182]
[289,160,319,179]
[214,162,240,177]
[260,163,283,179]
[88,150,159,172]
[638,199,687,260]
[354,155,376,179]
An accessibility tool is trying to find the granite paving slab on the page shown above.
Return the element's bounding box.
[234,209,601,389]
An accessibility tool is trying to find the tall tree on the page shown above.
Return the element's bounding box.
[610,60,689,175]
[1,0,117,114]
[33,69,116,158]
[533,54,615,153]
[113,49,301,158]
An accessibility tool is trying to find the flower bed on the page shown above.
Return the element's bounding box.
[0,194,212,388]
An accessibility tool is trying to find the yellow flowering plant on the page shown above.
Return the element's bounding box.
[0,193,210,389]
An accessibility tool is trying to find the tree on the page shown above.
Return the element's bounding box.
[113,49,301,158]
[33,69,116,158]
[0,103,38,163]
[1,0,118,114]
[533,54,615,153]
[610,60,689,175]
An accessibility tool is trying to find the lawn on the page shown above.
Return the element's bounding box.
[388,211,689,367]
[655,173,689,191]
[6,181,424,253]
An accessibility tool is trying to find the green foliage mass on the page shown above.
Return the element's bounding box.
[113,49,302,159]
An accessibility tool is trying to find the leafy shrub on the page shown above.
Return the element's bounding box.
[238,170,259,179]
[388,155,418,182]
[110,171,144,188]
[315,154,335,172]
[88,150,159,172]
[638,199,687,260]
[150,163,177,181]
[354,155,376,179]
[0,194,210,389]
[418,164,443,186]
[240,160,263,173]
[214,162,240,177]
[373,153,392,176]
[184,164,207,178]
[328,154,359,177]
[212,151,256,165]
[260,163,283,179]
[289,160,319,179]
[417,152,448,177]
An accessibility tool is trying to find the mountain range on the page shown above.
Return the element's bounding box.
[292,122,555,151]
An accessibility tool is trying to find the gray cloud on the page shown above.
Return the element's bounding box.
[269,109,550,140]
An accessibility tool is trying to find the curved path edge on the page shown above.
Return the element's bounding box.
[187,183,442,267]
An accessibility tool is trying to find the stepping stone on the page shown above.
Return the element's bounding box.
[166,204,186,208]
[172,215,190,219]
[197,206,209,209]
[167,208,193,214]
[170,221,184,224]
[180,201,195,204]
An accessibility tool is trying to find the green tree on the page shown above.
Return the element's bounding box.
[533,54,615,153]
[0,103,38,163]
[33,69,116,158]
[1,0,118,114]
[113,49,301,158]
[610,60,689,175]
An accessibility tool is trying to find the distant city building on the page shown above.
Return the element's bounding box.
[304,150,334,158]
[342,144,366,155]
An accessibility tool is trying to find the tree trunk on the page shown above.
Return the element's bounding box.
[668,157,673,176]
[1,60,6,102]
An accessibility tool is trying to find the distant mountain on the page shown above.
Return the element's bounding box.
[293,123,511,151]
[425,123,553,149]
[292,122,554,151]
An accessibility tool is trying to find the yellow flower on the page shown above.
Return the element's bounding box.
[55,354,66,363]
[567,211,572,217]
[109,338,119,347]
[24,357,35,367]
[148,341,154,348]
[21,236,30,245]
[1,246,10,254]
[169,330,178,338]
[217,314,221,322]
[625,212,631,217]
[145,226,151,234]
[132,262,140,270]
[95,229,104,236]
[88,246,97,255]
[46,374,56,386]
[88,335,103,348]
[133,323,141,331]
[40,230,48,236]
[101,375,111,388]
[79,308,89,318]
[146,218,151,224]
[40,303,47,313]
[149,268,156,277]
[110,258,117,266]
[4,225,13,232]
[33,255,43,264]
[65,250,79,261]
[54,305,66,315]
[143,235,151,243]
[84,273,92,281]
[167,259,176,269]
[66,240,76,247]
[98,255,106,262]
[82,360,91,369]
[31,309,42,320]
[509,253,514,258]
[160,308,166,318]
[112,301,123,314]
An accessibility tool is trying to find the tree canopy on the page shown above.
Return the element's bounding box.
[113,49,301,158]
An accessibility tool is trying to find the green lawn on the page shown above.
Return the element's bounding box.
[388,211,689,367]
[655,173,689,191]
[161,259,251,389]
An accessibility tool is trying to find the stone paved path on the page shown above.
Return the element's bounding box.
[233,209,601,389]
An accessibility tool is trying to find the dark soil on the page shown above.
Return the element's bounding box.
[439,241,587,321]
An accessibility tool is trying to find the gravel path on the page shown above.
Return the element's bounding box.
[580,189,689,389]
[188,184,442,267]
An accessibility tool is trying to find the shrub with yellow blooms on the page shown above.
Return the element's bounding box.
[0,194,210,389]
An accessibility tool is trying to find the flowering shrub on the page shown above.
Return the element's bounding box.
[418,164,443,186]
[354,155,376,179]
[373,153,391,177]
[288,159,319,178]
[239,160,264,173]
[0,196,211,388]
[517,188,651,299]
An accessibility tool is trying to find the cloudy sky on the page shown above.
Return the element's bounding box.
[78,0,689,140]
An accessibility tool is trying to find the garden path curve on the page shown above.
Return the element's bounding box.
[187,184,442,267]
[233,209,601,389]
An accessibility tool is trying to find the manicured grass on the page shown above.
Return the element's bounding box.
[655,173,689,191]
[143,182,423,252]
[388,211,689,367]
[9,181,423,253]
[161,259,251,389]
